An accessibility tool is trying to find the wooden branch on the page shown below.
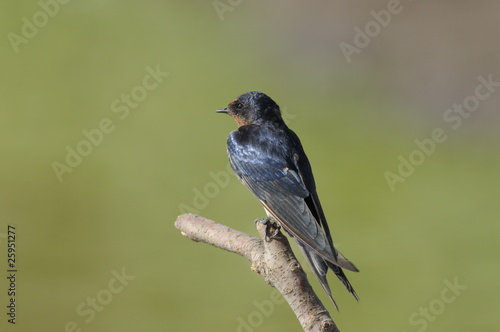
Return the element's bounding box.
[174,213,339,332]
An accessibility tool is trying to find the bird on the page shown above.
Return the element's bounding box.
[216,91,359,309]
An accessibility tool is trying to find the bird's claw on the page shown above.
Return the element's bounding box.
[254,217,281,241]
[266,224,280,241]
[254,217,272,225]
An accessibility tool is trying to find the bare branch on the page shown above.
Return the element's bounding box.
[174,213,340,332]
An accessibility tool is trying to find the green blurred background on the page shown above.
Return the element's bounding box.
[1,1,499,331]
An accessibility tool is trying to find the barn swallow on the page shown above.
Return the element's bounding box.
[216,91,359,309]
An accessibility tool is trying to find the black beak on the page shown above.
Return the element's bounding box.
[216,108,228,114]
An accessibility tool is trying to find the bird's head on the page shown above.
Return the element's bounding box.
[216,91,283,127]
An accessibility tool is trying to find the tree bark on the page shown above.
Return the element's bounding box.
[174,213,339,332]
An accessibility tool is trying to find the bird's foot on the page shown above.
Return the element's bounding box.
[254,217,272,225]
[254,217,281,241]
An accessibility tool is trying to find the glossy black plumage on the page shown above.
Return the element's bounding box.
[217,91,359,309]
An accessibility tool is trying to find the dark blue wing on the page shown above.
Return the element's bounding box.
[227,126,357,272]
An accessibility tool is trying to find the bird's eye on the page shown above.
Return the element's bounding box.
[236,103,243,109]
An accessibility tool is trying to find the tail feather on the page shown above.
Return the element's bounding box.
[335,251,359,273]
[298,244,339,310]
[298,242,358,310]
[326,261,359,302]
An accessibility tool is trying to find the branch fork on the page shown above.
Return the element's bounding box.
[174,213,340,332]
